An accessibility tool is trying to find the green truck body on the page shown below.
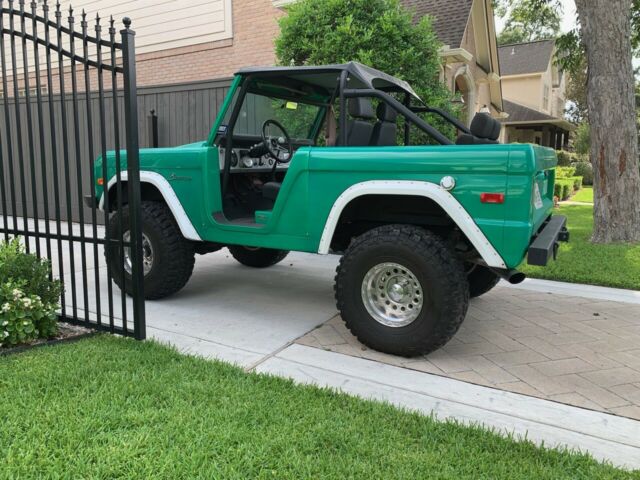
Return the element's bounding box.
[96,142,556,269]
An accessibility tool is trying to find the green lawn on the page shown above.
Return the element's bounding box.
[521,204,640,290]
[0,336,635,479]
[570,186,594,203]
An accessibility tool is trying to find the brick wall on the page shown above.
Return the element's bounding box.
[135,0,285,87]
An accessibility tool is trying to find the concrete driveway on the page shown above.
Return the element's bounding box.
[145,251,340,366]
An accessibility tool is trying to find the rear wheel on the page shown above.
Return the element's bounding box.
[335,224,469,357]
[467,265,500,298]
[228,246,289,268]
[107,201,195,300]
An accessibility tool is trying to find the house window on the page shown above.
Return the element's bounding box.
[19,87,48,98]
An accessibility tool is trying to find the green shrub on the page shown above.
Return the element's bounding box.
[554,179,574,200]
[0,239,62,348]
[555,150,572,166]
[569,176,583,191]
[573,161,593,185]
[574,123,590,156]
[275,0,459,142]
[556,166,576,178]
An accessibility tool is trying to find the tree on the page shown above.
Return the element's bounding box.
[497,0,640,243]
[275,0,455,139]
[495,0,562,45]
[573,0,640,242]
[563,58,588,123]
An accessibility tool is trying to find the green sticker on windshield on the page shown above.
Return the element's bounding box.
[286,101,298,110]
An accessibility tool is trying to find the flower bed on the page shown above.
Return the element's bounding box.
[0,239,62,349]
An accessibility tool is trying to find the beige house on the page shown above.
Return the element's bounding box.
[403,0,504,126]
[499,40,574,149]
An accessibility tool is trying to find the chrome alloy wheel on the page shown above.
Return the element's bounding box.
[122,231,154,276]
[361,262,424,327]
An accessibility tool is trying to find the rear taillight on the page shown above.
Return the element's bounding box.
[480,193,505,204]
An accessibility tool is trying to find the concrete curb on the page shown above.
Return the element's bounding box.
[502,278,640,305]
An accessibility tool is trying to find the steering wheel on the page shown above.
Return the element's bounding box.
[261,119,293,164]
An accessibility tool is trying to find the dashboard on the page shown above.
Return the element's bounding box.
[219,148,290,174]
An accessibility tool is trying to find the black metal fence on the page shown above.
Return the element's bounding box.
[0,77,232,223]
[0,0,145,339]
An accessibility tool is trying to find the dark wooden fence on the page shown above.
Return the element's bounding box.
[0,77,232,223]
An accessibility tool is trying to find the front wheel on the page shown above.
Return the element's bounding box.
[106,201,195,300]
[335,225,469,357]
[228,246,289,268]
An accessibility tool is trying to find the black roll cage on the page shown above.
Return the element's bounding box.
[221,70,469,195]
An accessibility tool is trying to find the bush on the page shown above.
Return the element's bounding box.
[573,161,593,186]
[275,0,459,141]
[569,176,583,191]
[554,179,574,200]
[556,150,572,167]
[0,239,62,348]
[556,166,576,178]
[574,123,590,156]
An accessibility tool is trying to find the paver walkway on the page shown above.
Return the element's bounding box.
[297,285,640,420]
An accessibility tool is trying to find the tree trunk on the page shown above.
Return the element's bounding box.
[575,0,640,243]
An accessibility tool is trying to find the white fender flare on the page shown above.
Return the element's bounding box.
[317,180,507,269]
[99,171,202,242]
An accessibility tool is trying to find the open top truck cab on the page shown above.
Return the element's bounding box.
[92,62,568,356]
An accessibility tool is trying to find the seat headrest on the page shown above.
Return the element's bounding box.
[348,98,375,119]
[376,103,398,123]
[470,112,501,140]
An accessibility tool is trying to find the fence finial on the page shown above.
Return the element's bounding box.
[123,17,131,30]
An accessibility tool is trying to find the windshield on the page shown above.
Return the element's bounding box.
[231,92,323,141]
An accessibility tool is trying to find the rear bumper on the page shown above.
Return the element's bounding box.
[527,215,569,266]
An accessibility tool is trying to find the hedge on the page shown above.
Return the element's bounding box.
[554,179,574,200]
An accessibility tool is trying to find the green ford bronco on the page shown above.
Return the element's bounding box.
[90,62,568,356]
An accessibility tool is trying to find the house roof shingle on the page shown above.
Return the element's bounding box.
[501,99,556,123]
[498,39,555,76]
[401,0,473,48]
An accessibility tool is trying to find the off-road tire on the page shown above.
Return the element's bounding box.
[228,246,289,268]
[467,265,500,298]
[335,224,469,357]
[107,201,195,300]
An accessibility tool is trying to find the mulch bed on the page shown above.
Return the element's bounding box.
[0,322,96,357]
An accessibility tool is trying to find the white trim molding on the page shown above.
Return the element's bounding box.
[317,180,507,269]
[100,171,202,242]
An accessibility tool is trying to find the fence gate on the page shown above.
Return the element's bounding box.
[0,0,146,339]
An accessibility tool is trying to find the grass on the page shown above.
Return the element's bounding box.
[0,336,635,479]
[570,186,594,203]
[521,204,640,290]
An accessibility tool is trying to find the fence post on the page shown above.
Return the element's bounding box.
[121,17,146,340]
[148,109,158,148]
